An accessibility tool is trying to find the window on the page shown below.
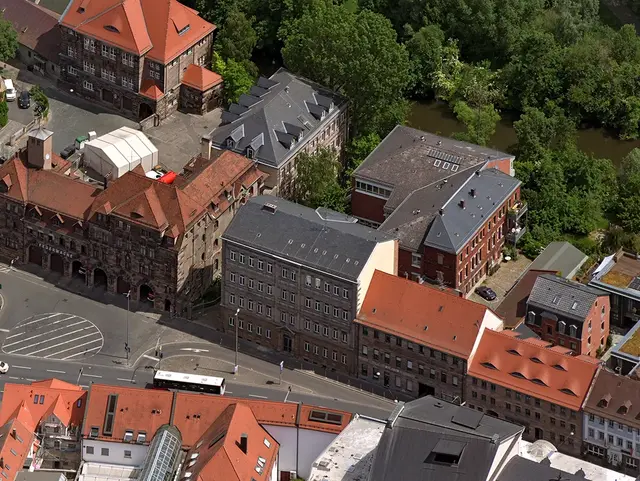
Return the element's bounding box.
[267,263,273,273]
[314,323,320,334]
[441,372,447,383]
[411,253,422,268]
[323,326,329,337]
[341,332,348,343]
[249,257,255,267]
[282,268,288,278]
[266,329,271,339]
[122,52,135,67]
[68,65,78,76]
[266,306,272,318]
[452,376,459,386]
[83,80,94,91]
[86,446,95,454]
[149,69,160,80]
[258,260,264,270]
[306,298,312,308]
[124,450,132,459]
[229,316,235,327]
[230,251,237,261]
[291,271,297,281]
[83,60,95,74]
[101,448,109,456]
[362,345,368,356]
[304,342,310,352]
[334,285,340,296]
[341,354,347,364]
[83,37,95,51]
[325,282,330,292]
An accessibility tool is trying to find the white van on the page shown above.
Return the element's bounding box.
[4,79,16,101]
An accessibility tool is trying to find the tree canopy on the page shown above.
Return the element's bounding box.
[0,14,17,62]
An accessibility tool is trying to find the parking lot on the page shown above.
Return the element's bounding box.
[469,256,532,308]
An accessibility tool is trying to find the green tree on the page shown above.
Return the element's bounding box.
[212,52,255,104]
[513,104,576,162]
[214,8,257,62]
[29,85,49,118]
[281,3,411,136]
[0,14,17,62]
[289,148,347,212]
[617,149,640,233]
[451,101,500,146]
[344,132,381,179]
[0,100,7,128]
[405,24,444,98]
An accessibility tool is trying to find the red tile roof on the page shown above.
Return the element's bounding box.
[60,0,215,63]
[467,329,599,410]
[81,384,174,442]
[356,270,495,359]
[182,64,223,91]
[181,404,279,481]
[139,79,164,100]
[0,416,35,480]
[0,0,62,62]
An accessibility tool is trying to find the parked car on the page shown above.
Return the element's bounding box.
[59,144,76,160]
[18,91,30,109]
[475,286,497,301]
[4,79,16,101]
[0,361,9,374]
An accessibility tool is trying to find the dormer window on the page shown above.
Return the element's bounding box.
[178,25,190,36]
[246,147,255,159]
[104,25,119,33]
[226,138,235,148]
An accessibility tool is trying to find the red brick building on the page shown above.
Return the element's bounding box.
[524,274,610,357]
[352,126,524,295]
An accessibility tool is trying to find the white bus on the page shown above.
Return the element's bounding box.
[152,370,226,395]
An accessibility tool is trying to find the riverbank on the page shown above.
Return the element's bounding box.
[408,101,640,165]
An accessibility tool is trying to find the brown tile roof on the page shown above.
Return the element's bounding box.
[355,270,493,359]
[468,330,599,410]
[182,64,223,91]
[584,369,640,427]
[181,404,279,481]
[59,0,215,63]
[496,269,557,328]
[0,0,61,62]
[81,384,174,442]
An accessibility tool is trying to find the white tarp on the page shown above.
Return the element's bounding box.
[83,126,158,179]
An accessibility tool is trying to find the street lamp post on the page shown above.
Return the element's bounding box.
[234,308,240,374]
[124,290,131,361]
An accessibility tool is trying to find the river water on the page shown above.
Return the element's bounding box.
[408,102,640,164]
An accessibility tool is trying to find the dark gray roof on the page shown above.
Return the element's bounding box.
[207,68,346,169]
[222,196,392,281]
[528,274,607,322]
[497,456,590,481]
[369,396,523,481]
[514,323,541,340]
[424,169,521,254]
[379,168,471,251]
[354,125,513,212]
[529,242,588,279]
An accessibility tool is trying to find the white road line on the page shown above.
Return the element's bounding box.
[61,345,101,360]
[226,391,233,394]
[0,329,10,333]
[8,376,19,380]
[22,331,101,356]
[3,319,88,347]
[26,378,36,382]
[117,378,134,382]
[143,354,160,361]
[46,339,102,357]
[82,374,102,378]
[248,394,268,399]
[6,327,96,353]
[15,313,65,329]
[46,369,66,374]
[80,385,89,389]
[12,366,32,370]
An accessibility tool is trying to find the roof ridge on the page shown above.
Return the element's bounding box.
[76,0,125,28]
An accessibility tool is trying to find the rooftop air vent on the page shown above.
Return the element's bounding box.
[262,203,277,214]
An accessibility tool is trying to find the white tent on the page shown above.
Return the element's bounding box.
[83,126,158,179]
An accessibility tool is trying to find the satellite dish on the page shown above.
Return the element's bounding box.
[45,153,50,160]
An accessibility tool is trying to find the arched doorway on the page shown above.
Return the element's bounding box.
[164,299,171,312]
[72,260,85,279]
[139,284,154,305]
[93,268,108,289]
[139,103,153,120]
[50,253,64,274]
[116,276,130,295]
[28,245,43,266]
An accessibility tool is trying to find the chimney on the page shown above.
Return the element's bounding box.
[239,433,248,454]
[475,170,481,176]
[11,429,16,439]
[27,127,54,170]
[470,188,476,197]
[103,175,109,190]
[438,208,443,216]
[459,199,465,209]
[200,137,212,159]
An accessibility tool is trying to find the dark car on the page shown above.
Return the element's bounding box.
[18,91,30,109]
[475,286,497,301]
[59,144,76,160]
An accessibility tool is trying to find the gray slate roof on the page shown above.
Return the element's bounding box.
[370,396,523,481]
[222,196,392,281]
[206,69,346,169]
[528,274,607,322]
[354,125,513,212]
[529,241,588,279]
[424,169,521,254]
[497,456,589,481]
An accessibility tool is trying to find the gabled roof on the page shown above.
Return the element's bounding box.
[0,0,62,62]
[0,416,35,480]
[182,64,223,91]
[369,396,523,481]
[423,169,521,254]
[583,369,640,428]
[223,196,392,281]
[180,404,279,481]
[208,69,346,168]
[529,241,588,279]
[468,330,600,410]
[354,125,514,212]
[59,0,215,63]
[528,274,607,322]
[355,270,493,359]
[139,79,164,100]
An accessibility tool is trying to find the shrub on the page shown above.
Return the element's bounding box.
[29,85,49,118]
[0,100,7,127]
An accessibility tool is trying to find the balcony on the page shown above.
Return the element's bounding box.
[507,201,528,220]
[506,225,527,244]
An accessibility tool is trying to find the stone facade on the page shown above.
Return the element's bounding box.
[58,26,214,120]
[179,82,222,115]
[355,323,467,402]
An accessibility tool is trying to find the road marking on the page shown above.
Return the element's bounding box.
[3,319,88,347]
[21,331,101,356]
[45,338,102,358]
[117,378,134,382]
[46,369,66,374]
[248,394,268,399]
[143,354,160,361]
[5,326,93,353]
[180,348,209,353]
[8,376,19,380]
[6,315,81,339]
[0,329,10,333]
[12,366,31,370]
[61,345,101,360]
[80,385,89,389]
[82,374,102,379]
[16,313,64,328]
[26,378,36,382]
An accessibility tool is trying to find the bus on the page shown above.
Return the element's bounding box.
[152,370,226,395]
